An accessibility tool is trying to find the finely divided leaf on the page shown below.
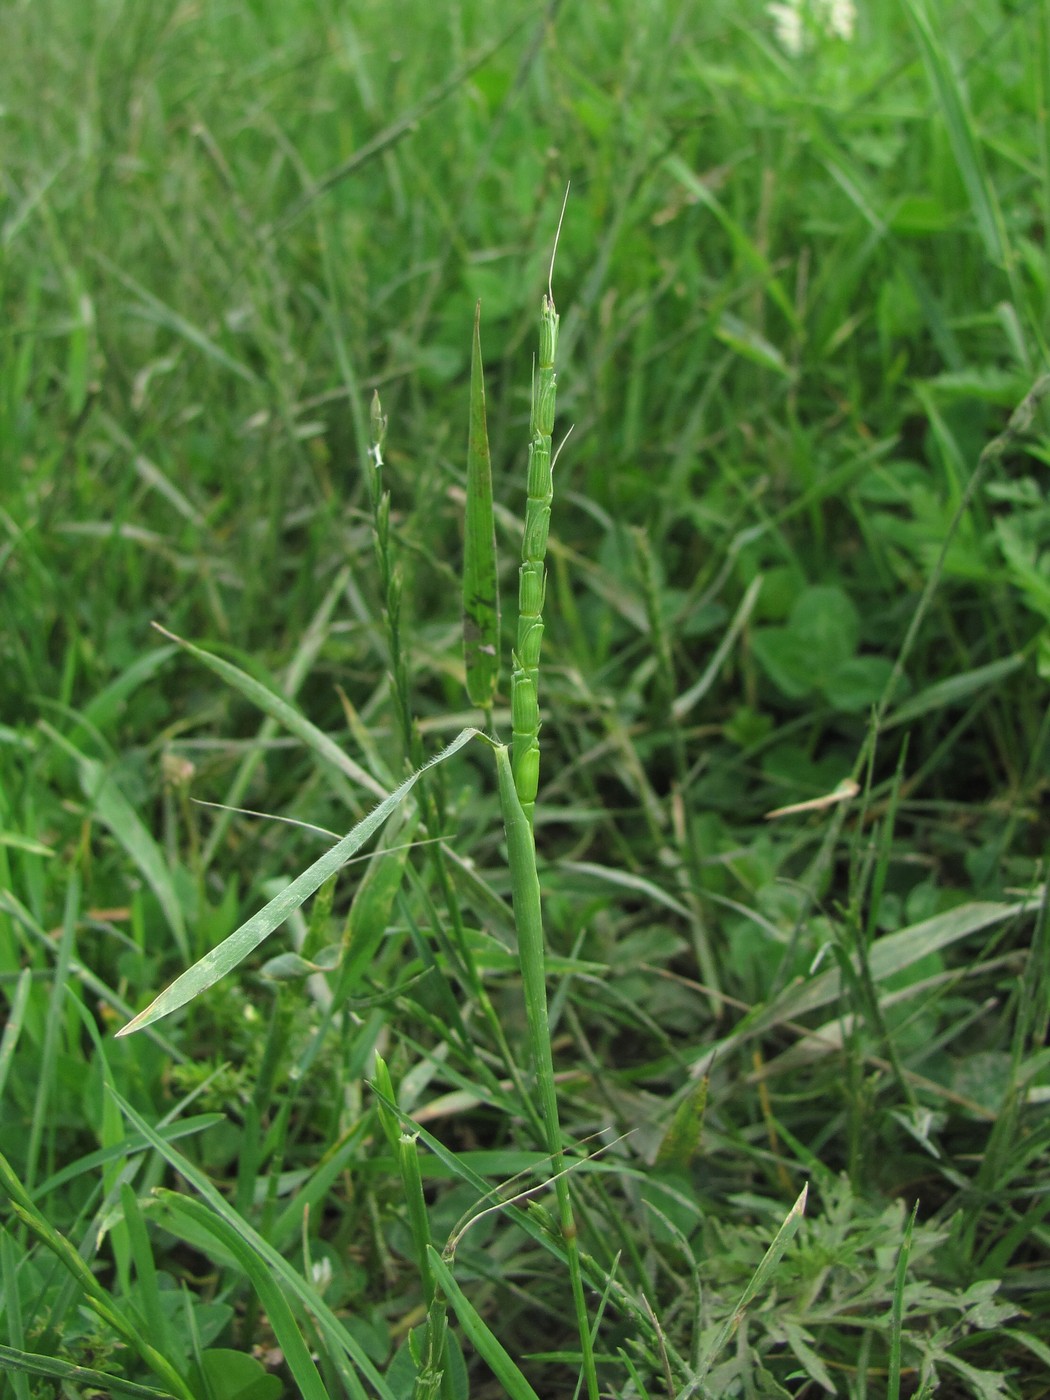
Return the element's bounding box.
[687,1186,808,1393]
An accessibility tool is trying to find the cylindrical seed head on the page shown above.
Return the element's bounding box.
[526,438,551,501]
[519,563,545,618]
[513,742,540,807]
[523,505,551,563]
[511,670,540,736]
[518,617,544,671]
[539,298,559,368]
[534,373,557,438]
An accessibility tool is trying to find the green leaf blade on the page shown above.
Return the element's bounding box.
[903,0,1008,267]
[463,300,500,710]
[151,1193,329,1400]
[427,1246,542,1400]
[116,727,481,1036]
[152,624,388,801]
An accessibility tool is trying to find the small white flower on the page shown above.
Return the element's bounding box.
[768,0,856,54]
[826,0,857,41]
[768,1,805,54]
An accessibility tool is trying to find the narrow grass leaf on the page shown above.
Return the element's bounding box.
[396,1131,439,1305]
[0,889,186,1061]
[903,0,1008,266]
[721,897,1040,1055]
[443,844,518,942]
[153,623,387,801]
[0,1150,195,1400]
[888,1203,918,1400]
[201,566,362,867]
[715,311,792,379]
[663,154,800,330]
[109,1089,394,1400]
[120,1183,176,1362]
[150,1191,329,1400]
[26,878,80,1190]
[463,300,500,710]
[1,1230,31,1400]
[1002,1329,1050,1370]
[0,967,31,1101]
[427,1246,542,1400]
[117,727,480,1036]
[42,735,188,960]
[270,1121,371,1251]
[563,861,692,921]
[686,1185,808,1394]
[0,833,52,856]
[0,1344,174,1398]
[369,1085,668,1363]
[336,823,416,1000]
[883,655,1026,729]
[93,252,258,382]
[784,901,1036,1024]
[672,575,764,720]
[131,452,203,525]
[270,15,531,236]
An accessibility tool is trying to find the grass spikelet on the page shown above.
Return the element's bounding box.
[511,291,560,823]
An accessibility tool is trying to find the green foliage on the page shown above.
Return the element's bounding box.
[2,0,1049,1396]
[752,582,896,709]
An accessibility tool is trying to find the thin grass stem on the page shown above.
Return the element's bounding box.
[495,742,599,1400]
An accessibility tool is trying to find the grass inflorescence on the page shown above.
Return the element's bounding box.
[511,291,560,827]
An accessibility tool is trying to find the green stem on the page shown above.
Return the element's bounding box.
[368,397,544,1131]
[495,743,598,1400]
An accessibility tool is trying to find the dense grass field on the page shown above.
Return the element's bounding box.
[2,0,1049,1395]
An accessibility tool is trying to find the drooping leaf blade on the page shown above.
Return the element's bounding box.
[152,623,388,801]
[117,727,481,1036]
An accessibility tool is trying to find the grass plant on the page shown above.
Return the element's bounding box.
[2,0,1050,1395]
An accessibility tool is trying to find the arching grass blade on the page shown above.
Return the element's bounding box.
[116,727,481,1037]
